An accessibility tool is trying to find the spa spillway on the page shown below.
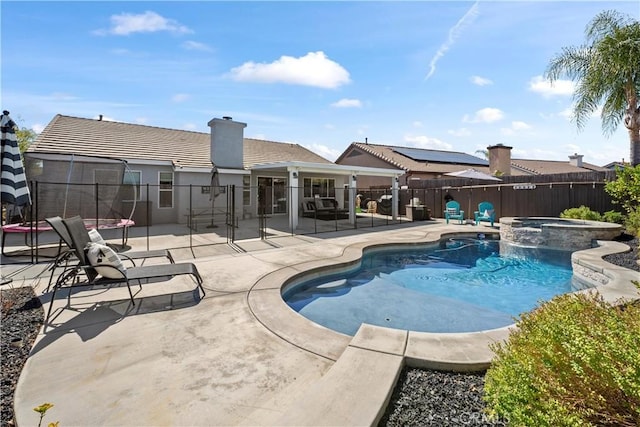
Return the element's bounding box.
[499,217,623,250]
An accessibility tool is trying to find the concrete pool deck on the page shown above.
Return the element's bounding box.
[7,220,639,426]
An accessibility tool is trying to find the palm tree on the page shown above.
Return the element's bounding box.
[545,10,640,166]
[475,149,488,159]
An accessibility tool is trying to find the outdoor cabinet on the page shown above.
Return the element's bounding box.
[406,205,430,221]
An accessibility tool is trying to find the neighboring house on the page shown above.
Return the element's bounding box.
[336,142,607,187]
[27,115,402,229]
[602,160,630,170]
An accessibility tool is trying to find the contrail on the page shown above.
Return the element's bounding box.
[425,1,480,80]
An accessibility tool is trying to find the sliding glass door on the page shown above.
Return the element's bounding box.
[257,176,287,215]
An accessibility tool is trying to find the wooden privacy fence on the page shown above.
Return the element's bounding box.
[397,170,619,219]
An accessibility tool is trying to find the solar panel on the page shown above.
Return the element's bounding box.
[392,147,489,166]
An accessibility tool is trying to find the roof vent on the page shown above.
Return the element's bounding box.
[223,116,232,120]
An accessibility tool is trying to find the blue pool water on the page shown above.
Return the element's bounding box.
[283,237,575,335]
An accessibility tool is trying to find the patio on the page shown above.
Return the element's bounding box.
[3,219,638,426]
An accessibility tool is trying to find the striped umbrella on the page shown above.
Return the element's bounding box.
[1,111,32,207]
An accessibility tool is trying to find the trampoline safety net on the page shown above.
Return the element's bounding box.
[23,152,136,225]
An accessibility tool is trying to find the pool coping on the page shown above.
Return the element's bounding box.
[248,231,638,425]
[248,231,639,369]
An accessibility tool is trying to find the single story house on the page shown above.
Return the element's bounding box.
[335,142,608,187]
[27,115,403,229]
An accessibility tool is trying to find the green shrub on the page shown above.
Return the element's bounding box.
[624,207,640,238]
[605,165,640,214]
[602,210,625,224]
[484,291,640,426]
[560,205,603,221]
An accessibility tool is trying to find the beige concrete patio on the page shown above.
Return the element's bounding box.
[4,219,638,426]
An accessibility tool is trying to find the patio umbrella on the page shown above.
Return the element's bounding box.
[1,110,31,219]
[444,168,502,182]
[444,168,501,219]
[207,164,221,228]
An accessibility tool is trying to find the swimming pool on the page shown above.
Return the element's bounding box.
[283,236,577,335]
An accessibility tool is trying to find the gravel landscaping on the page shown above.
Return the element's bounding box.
[1,236,637,427]
[1,286,43,427]
[379,235,638,427]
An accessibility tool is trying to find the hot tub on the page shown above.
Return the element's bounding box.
[500,217,623,251]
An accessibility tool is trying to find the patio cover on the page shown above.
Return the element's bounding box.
[251,161,404,229]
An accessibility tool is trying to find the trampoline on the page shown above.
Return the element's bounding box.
[2,152,137,261]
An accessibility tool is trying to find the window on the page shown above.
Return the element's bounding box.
[243,175,251,206]
[158,171,173,208]
[303,177,335,198]
[123,170,141,201]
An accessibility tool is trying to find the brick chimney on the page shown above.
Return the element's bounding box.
[487,143,512,176]
[208,116,247,169]
[569,153,583,168]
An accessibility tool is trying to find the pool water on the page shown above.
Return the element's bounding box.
[283,237,575,335]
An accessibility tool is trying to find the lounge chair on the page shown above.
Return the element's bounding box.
[44,216,174,291]
[444,201,465,224]
[45,216,205,323]
[474,202,496,227]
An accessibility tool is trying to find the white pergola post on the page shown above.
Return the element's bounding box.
[349,174,357,224]
[289,169,299,230]
[392,176,399,220]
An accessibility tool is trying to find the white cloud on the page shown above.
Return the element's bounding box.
[448,127,471,137]
[463,107,504,123]
[470,75,493,86]
[404,134,453,151]
[32,123,45,134]
[95,11,192,36]
[302,143,340,161]
[229,51,351,89]
[412,121,423,128]
[529,75,575,98]
[425,1,480,80]
[182,41,213,52]
[331,98,362,108]
[500,120,531,135]
[51,92,78,101]
[172,93,190,103]
[511,121,531,130]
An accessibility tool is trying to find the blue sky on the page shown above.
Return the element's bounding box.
[2,1,639,165]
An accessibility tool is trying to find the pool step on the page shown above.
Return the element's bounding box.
[273,326,406,426]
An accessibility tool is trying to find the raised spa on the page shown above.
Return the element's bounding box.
[282,235,582,335]
[499,217,623,251]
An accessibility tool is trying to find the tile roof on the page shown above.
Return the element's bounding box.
[243,138,331,168]
[510,159,608,174]
[28,115,330,169]
[338,142,607,176]
[338,143,526,175]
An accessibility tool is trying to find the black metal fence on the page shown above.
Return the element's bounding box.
[4,169,621,261]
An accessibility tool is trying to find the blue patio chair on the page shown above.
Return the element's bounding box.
[444,200,464,224]
[474,201,496,227]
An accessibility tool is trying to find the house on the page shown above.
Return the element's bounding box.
[27,115,402,229]
[602,160,630,170]
[335,142,607,187]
